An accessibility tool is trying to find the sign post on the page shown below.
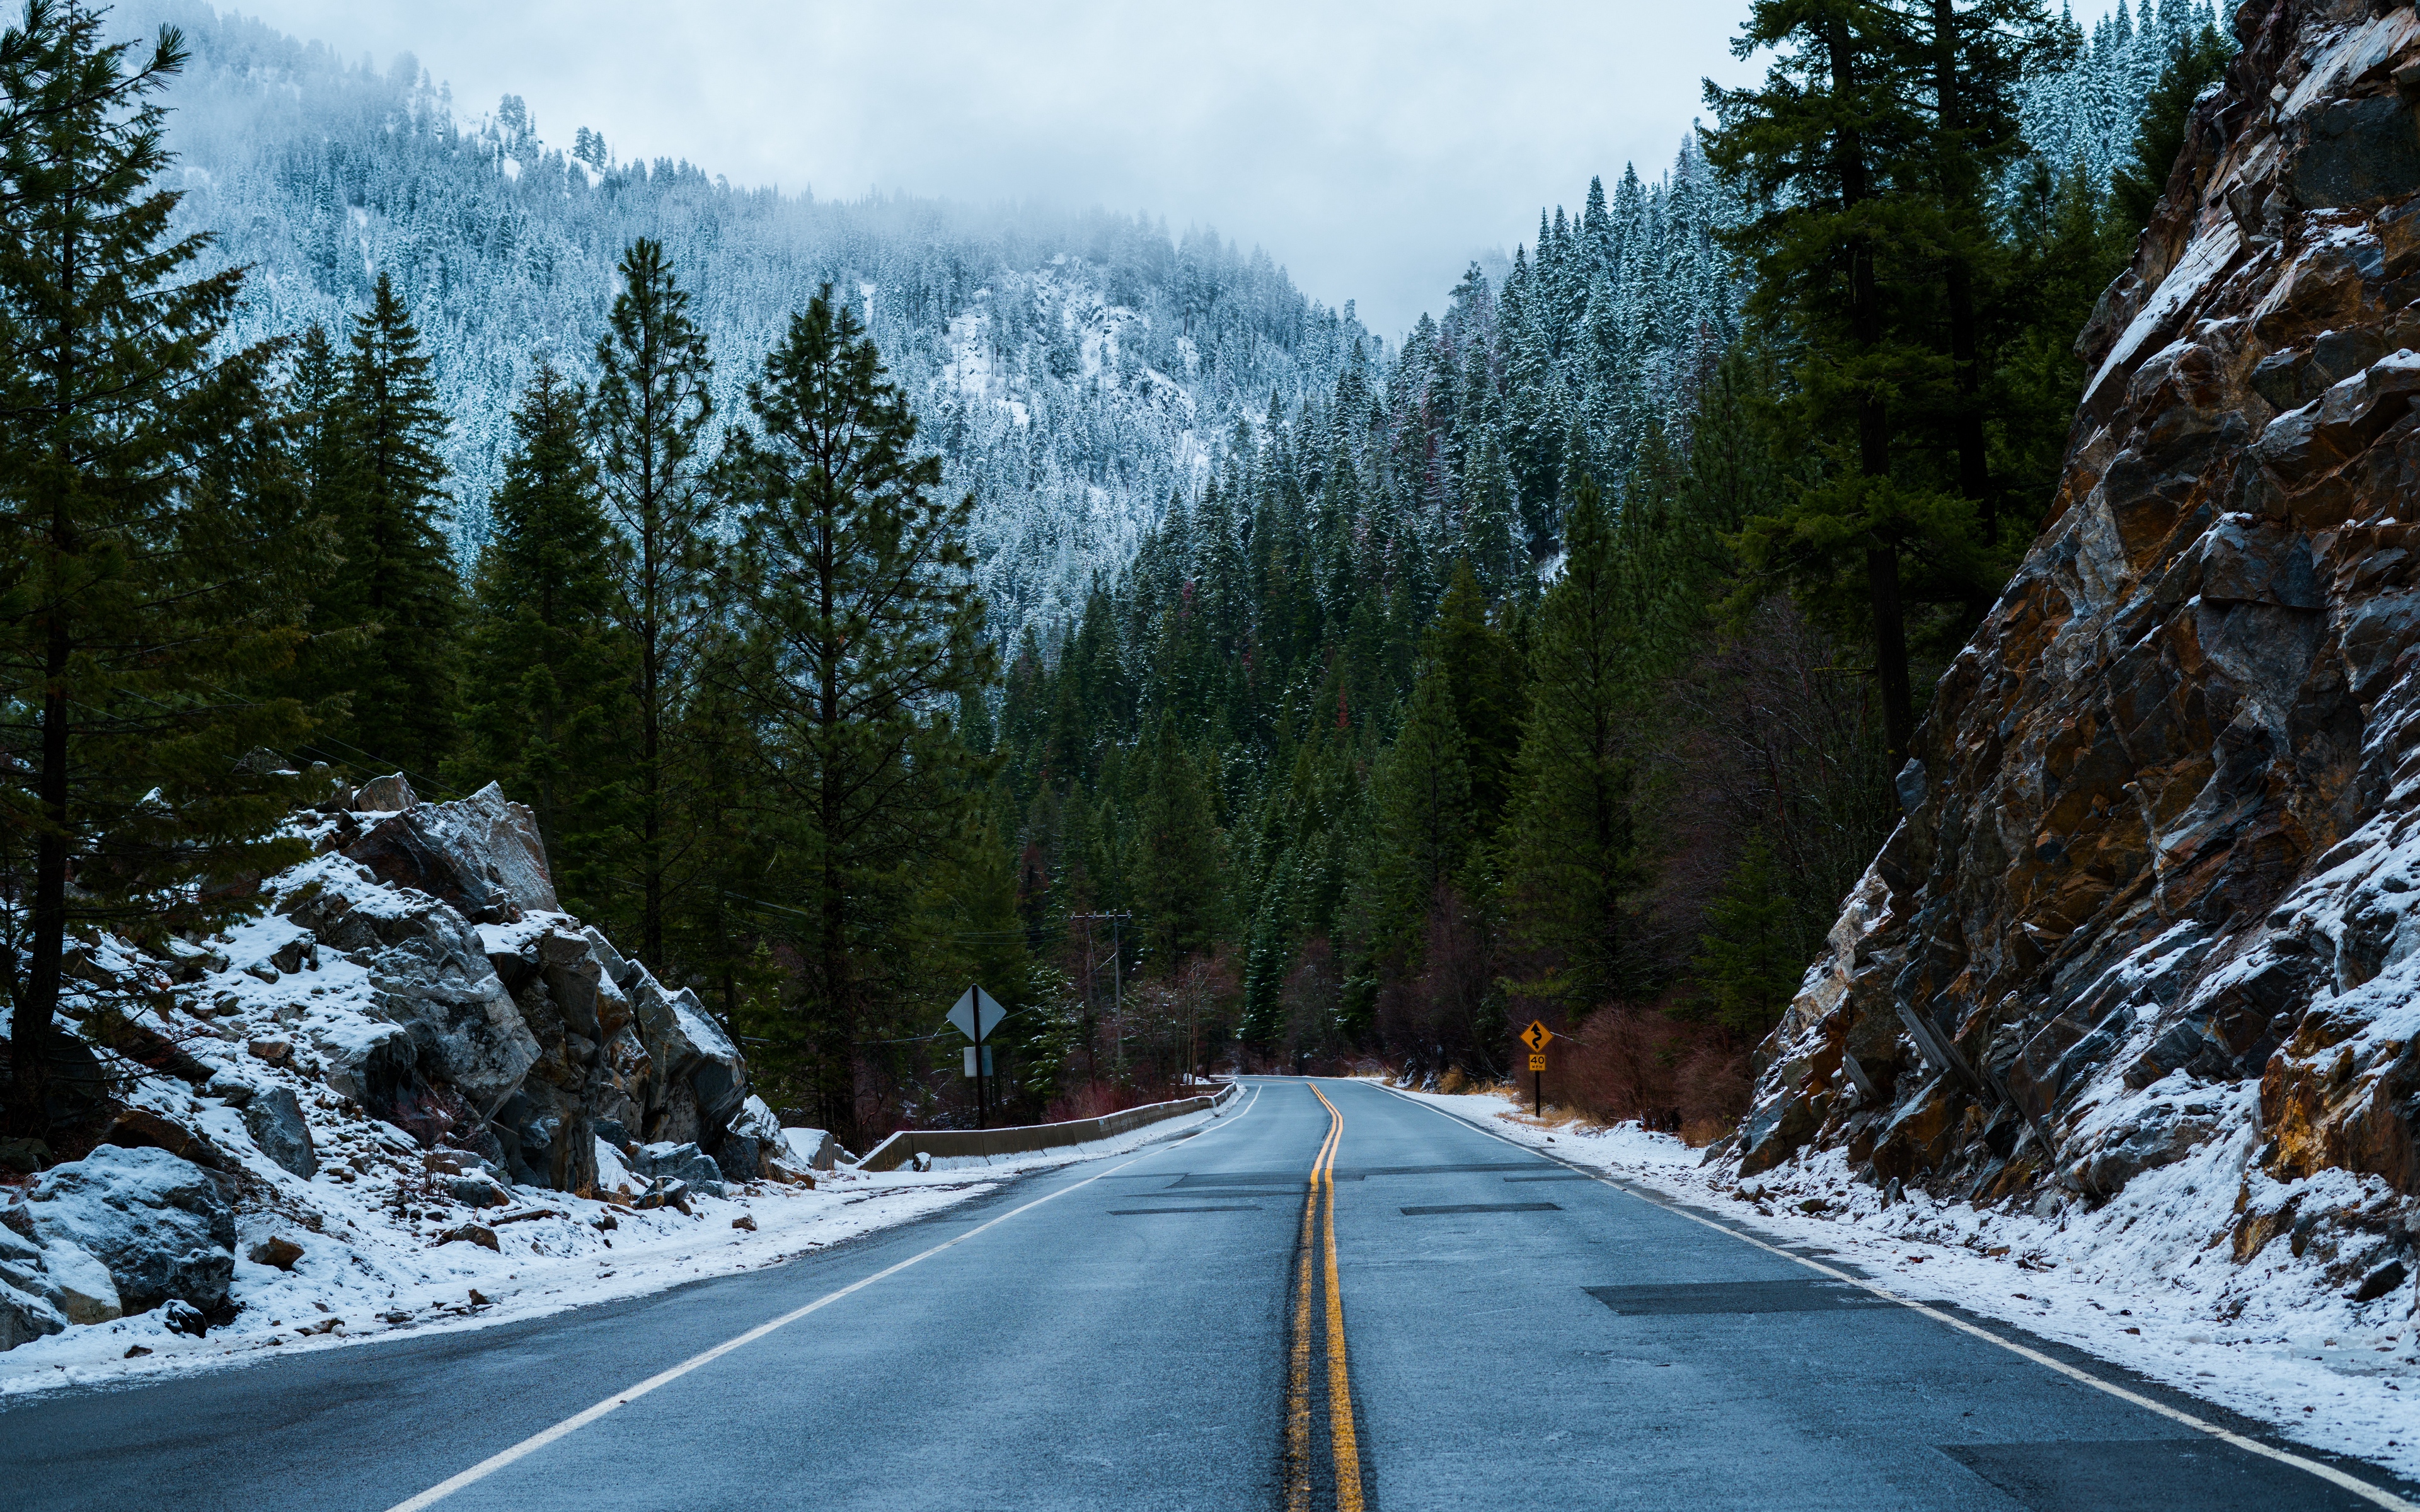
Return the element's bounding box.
[1519,1021,1553,1117]
[948,986,1006,1129]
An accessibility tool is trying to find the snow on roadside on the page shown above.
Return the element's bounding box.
[1381,1080,2420,1480]
[0,1104,1230,1399]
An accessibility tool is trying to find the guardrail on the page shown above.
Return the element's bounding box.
[851,1082,1242,1172]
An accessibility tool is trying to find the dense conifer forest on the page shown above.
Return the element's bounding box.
[1,0,2232,1147]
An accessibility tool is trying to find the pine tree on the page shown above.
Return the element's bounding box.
[325,271,460,778]
[1364,659,1473,958]
[456,363,635,915]
[1703,0,1940,768]
[1131,712,1224,971]
[1691,832,1804,1036]
[0,2,314,1133]
[1501,483,1645,1011]
[1426,563,1524,839]
[592,238,714,965]
[1915,0,2049,546]
[718,285,995,1142]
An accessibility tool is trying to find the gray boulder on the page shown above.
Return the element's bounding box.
[779,1127,842,1172]
[241,1085,318,1179]
[628,966,747,1143]
[306,1014,418,1112]
[353,773,416,813]
[342,782,558,924]
[285,880,540,1114]
[201,1068,256,1106]
[632,1141,725,1198]
[717,1095,783,1182]
[28,1145,236,1314]
[0,1279,63,1351]
[445,1172,509,1208]
[714,1135,763,1184]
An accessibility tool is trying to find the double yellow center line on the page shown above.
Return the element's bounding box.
[1286,1082,1363,1512]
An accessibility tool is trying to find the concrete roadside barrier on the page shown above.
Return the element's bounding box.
[851,1082,1243,1172]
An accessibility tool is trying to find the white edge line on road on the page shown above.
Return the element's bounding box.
[1368,1079,2420,1512]
[383,1084,1265,1512]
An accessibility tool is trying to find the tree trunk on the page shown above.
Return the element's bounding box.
[817,501,854,1148]
[14,549,74,1137]
[1935,0,1993,542]
[1829,13,1915,770]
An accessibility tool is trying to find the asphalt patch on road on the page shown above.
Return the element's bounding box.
[1400,1202,1562,1216]
[1586,1278,1906,1315]
[1938,1440,2379,1510]
[1502,1174,1597,1183]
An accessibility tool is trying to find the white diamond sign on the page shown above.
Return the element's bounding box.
[948,985,1005,1043]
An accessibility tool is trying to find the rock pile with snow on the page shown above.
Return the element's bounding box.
[1737,0,2420,1331]
[0,776,824,1365]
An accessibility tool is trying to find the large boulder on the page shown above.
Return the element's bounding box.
[284,874,540,1119]
[779,1127,842,1172]
[27,1145,236,1315]
[341,783,558,925]
[628,966,747,1145]
[305,1013,419,1113]
[241,1086,318,1179]
[717,1096,782,1181]
[631,1140,725,1198]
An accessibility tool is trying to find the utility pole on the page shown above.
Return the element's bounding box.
[1071,912,1132,1077]
[1110,912,1125,1076]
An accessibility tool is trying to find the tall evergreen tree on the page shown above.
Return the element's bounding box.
[1364,659,1473,954]
[1131,713,1225,971]
[456,363,634,914]
[719,285,994,1142]
[1501,484,1645,1011]
[1916,0,2048,546]
[1691,832,1803,1036]
[324,271,459,777]
[592,238,713,965]
[1426,563,1524,839]
[0,1,313,1132]
[1703,0,1937,767]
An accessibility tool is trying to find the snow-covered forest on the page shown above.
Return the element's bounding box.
[2021,0,2231,192]
[118,0,1366,642]
[106,0,2229,651]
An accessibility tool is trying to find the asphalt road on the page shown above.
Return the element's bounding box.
[0,1078,2411,1511]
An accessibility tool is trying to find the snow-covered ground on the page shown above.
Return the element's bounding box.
[1380,1079,2420,1480]
[0,1101,1226,1399]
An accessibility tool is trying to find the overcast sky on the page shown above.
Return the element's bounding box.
[208,0,2139,340]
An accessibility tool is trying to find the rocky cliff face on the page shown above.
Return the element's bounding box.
[1739,0,2420,1298]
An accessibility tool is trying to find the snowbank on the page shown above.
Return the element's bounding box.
[0,1102,1223,1398]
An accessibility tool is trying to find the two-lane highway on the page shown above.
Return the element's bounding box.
[0,1079,2410,1510]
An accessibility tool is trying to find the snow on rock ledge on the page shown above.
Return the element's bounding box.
[0,777,789,1358]
[1732,0,2420,1326]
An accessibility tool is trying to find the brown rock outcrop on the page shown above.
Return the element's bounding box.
[1737,0,2420,1273]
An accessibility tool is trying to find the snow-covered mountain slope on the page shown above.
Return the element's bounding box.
[117,1,1370,644]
